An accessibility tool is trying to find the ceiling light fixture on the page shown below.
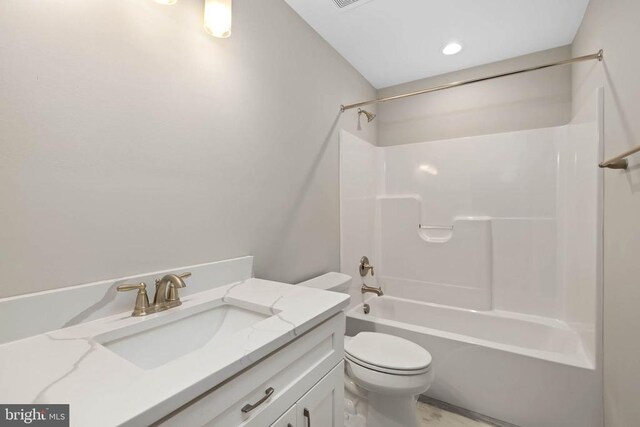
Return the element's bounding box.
[442,42,463,56]
[154,0,177,5]
[204,0,232,38]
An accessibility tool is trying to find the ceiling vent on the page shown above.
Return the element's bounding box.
[332,0,373,11]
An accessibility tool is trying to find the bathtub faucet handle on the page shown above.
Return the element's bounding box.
[359,256,375,277]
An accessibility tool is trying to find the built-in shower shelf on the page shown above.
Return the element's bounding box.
[378,195,493,310]
[418,224,454,230]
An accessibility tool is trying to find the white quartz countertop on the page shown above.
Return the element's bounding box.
[0,278,350,427]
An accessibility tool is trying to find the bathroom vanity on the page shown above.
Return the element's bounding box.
[0,257,349,427]
[157,313,345,427]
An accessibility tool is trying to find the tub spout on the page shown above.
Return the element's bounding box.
[361,284,384,296]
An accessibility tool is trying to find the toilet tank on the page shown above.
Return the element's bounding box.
[297,272,352,293]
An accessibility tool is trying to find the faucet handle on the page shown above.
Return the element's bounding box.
[359,256,375,277]
[117,283,151,317]
[117,283,146,292]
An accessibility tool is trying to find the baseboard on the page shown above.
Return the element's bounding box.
[418,395,519,427]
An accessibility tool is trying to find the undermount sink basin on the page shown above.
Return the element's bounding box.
[97,303,270,370]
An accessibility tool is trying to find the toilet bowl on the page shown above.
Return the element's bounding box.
[298,273,434,427]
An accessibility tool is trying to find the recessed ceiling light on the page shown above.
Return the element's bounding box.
[442,42,463,56]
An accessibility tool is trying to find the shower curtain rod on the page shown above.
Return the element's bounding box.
[340,50,603,112]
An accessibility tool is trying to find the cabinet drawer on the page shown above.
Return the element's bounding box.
[156,313,344,427]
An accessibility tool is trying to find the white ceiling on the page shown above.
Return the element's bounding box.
[284,0,590,88]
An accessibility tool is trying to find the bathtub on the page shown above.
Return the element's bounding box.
[346,296,602,427]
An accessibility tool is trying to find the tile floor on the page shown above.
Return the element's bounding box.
[417,401,495,427]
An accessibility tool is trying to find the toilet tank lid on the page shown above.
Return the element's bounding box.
[345,332,432,371]
[297,272,352,290]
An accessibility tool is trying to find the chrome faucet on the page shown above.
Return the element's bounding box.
[359,256,375,277]
[361,284,384,297]
[117,272,191,317]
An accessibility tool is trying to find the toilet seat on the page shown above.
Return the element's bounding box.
[345,357,434,396]
[345,332,432,375]
[345,352,431,375]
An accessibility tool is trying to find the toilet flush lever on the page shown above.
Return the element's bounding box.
[359,256,374,277]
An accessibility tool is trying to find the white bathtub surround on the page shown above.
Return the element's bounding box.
[353,125,573,315]
[339,132,383,311]
[340,90,603,427]
[0,259,349,426]
[380,198,493,310]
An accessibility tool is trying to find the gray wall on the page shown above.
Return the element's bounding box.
[0,0,377,297]
[377,46,572,146]
[572,1,640,426]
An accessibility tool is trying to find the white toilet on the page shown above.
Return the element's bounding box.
[298,273,433,427]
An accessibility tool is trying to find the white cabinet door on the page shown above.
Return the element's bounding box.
[271,405,297,427]
[296,362,344,427]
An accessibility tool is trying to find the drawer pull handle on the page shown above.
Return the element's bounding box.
[241,387,275,414]
[304,408,311,427]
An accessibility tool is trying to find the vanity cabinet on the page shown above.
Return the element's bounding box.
[270,363,343,427]
[294,362,344,427]
[270,405,296,427]
[155,313,345,427]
